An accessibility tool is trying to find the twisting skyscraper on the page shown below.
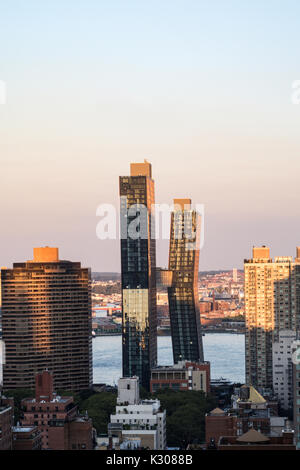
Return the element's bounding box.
[168,199,204,364]
[119,160,157,389]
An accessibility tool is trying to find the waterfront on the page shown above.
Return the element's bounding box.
[93,333,245,386]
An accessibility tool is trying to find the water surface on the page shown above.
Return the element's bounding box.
[93,333,245,385]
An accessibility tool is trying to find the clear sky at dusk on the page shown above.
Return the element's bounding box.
[1,0,300,271]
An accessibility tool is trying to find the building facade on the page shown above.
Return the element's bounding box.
[168,199,204,364]
[218,428,295,451]
[1,247,92,391]
[150,361,210,394]
[205,408,238,447]
[272,329,297,413]
[119,161,157,389]
[292,339,300,449]
[0,395,13,450]
[109,378,166,450]
[244,246,300,388]
[206,385,286,448]
[12,426,42,450]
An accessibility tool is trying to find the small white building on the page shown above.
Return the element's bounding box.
[117,376,140,405]
[272,330,297,411]
[110,377,166,450]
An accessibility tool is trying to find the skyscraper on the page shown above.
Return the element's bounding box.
[244,246,300,389]
[168,199,204,364]
[119,160,157,389]
[1,247,92,391]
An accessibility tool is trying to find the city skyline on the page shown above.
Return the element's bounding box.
[1,1,300,273]
[2,0,300,454]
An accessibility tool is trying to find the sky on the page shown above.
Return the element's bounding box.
[1,0,300,272]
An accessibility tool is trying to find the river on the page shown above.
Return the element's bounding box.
[93,333,245,385]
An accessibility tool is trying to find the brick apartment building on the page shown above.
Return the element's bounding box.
[205,408,237,446]
[21,370,93,450]
[150,361,210,393]
[12,426,42,450]
[0,395,13,450]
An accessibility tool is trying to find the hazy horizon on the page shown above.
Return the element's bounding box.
[1,1,300,272]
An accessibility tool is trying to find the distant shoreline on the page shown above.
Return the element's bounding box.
[93,330,245,338]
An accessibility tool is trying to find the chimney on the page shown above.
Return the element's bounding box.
[35,370,54,402]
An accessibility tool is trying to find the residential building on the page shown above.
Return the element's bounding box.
[292,339,300,448]
[272,329,297,412]
[206,384,283,447]
[96,433,141,450]
[150,361,210,394]
[205,408,237,447]
[244,246,300,388]
[1,247,92,391]
[21,370,93,450]
[270,416,289,436]
[109,377,166,450]
[12,426,42,450]
[168,199,204,364]
[119,161,157,389]
[117,376,140,405]
[0,394,13,450]
[218,428,295,451]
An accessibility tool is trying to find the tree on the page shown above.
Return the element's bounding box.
[153,389,216,448]
[79,392,117,434]
[3,388,33,425]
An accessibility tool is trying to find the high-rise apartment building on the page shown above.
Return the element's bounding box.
[1,247,92,391]
[168,199,204,364]
[119,161,157,389]
[244,246,300,389]
[272,329,297,412]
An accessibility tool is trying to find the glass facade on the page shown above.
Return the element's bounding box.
[168,201,204,364]
[119,163,157,389]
